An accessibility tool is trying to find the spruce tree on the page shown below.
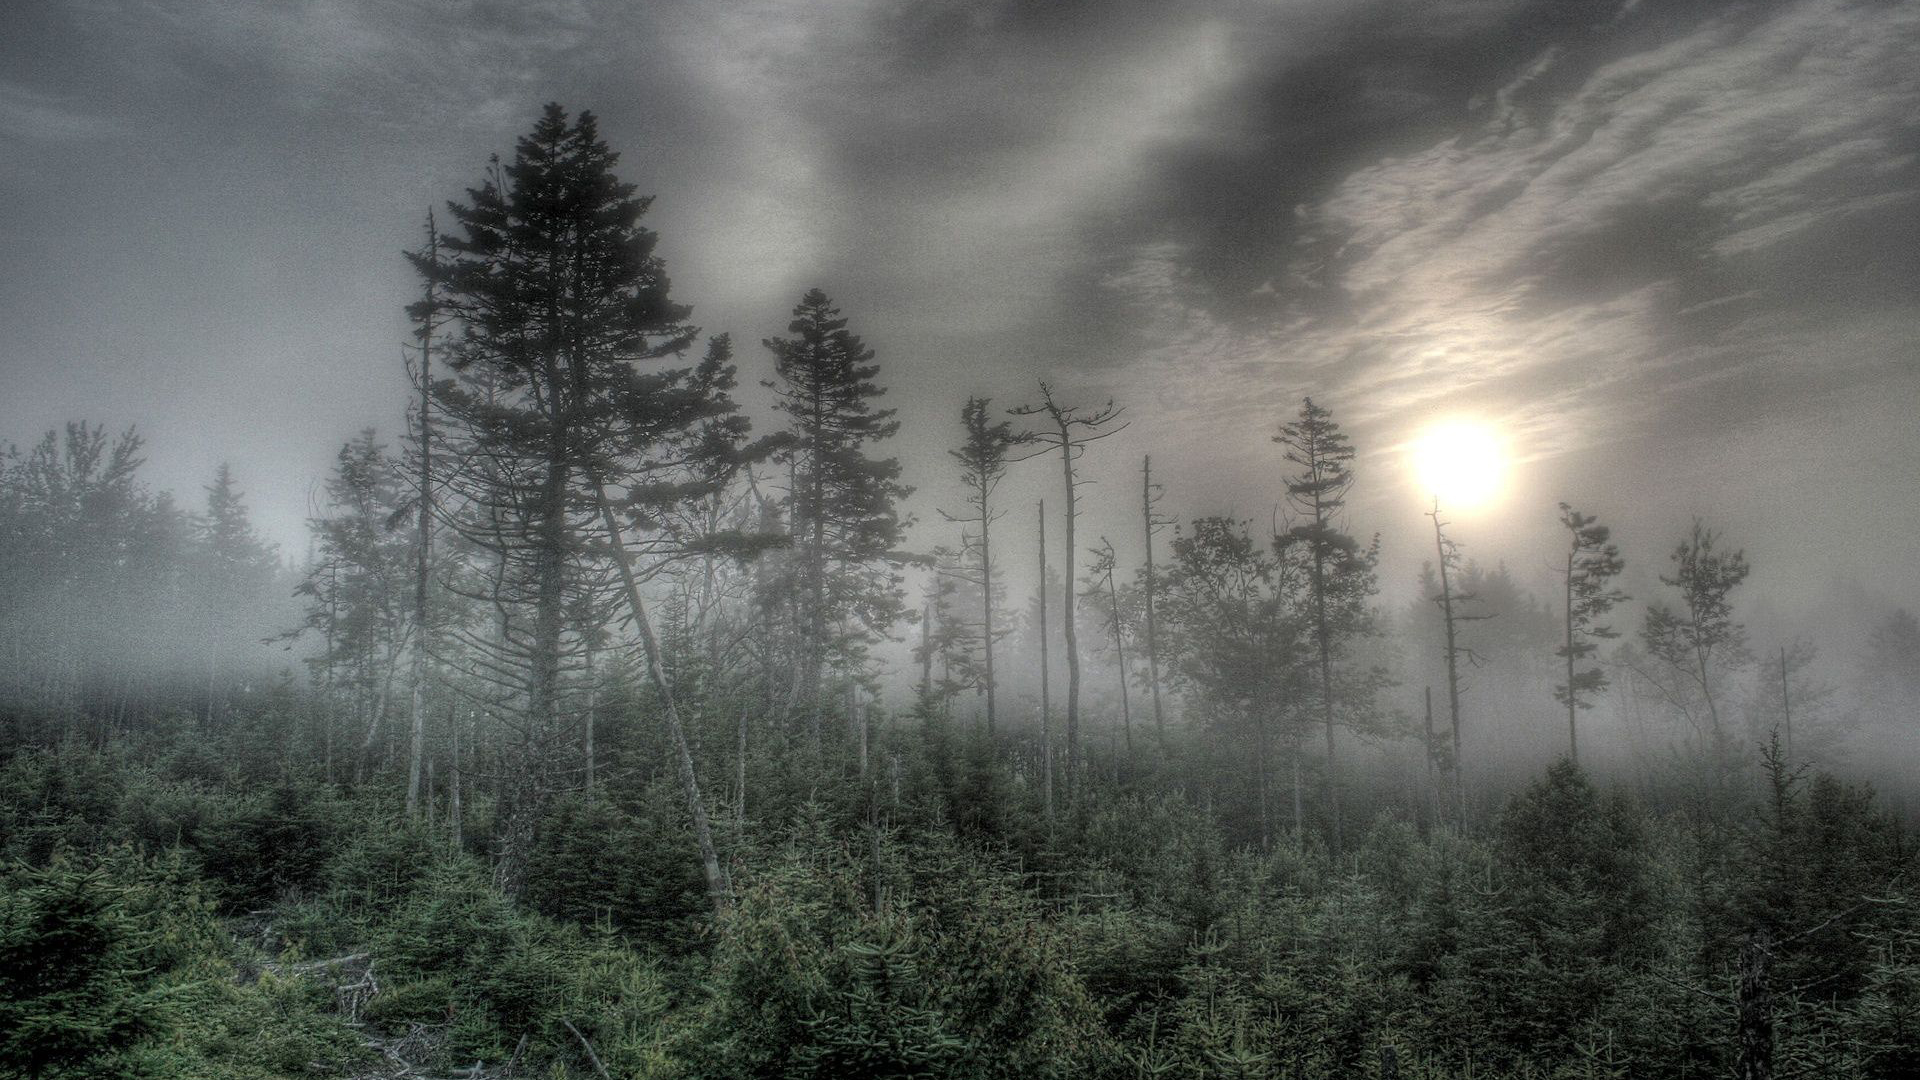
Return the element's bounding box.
[431,103,748,901]
[1554,503,1627,765]
[1273,398,1377,851]
[194,462,279,727]
[763,288,910,754]
[940,397,1019,734]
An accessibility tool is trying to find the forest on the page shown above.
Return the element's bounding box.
[3,104,1918,1080]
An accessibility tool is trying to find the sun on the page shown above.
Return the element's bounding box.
[1410,422,1506,509]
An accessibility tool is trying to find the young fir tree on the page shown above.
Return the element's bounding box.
[763,288,911,756]
[940,396,1020,734]
[1554,503,1627,765]
[1273,398,1376,852]
[431,104,748,904]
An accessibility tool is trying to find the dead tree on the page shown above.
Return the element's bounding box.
[1140,455,1170,742]
[402,210,447,818]
[1428,499,1488,824]
[1011,383,1126,789]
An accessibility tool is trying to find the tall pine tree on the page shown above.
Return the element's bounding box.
[763,288,911,756]
[431,104,747,902]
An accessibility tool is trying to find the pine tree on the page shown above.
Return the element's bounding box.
[1273,398,1376,851]
[431,103,749,902]
[194,462,279,727]
[763,288,911,755]
[1554,504,1627,765]
[940,397,1020,734]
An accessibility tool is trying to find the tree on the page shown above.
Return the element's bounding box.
[1083,537,1133,755]
[194,462,280,727]
[401,209,450,818]
[1140,454,1171,741]
[1640,520,1750,748]
[430,103,746,902]
[0,862,167,1078]
[764,288,911,756]
[1555,503,1627,765]
[1011,382,1126,788]
[1158,517,1310,841]
[1862,609,1920,737]
[1273,398,1376,851]
[296,431,409,783]
[1425,501,1480,823]
[940,397,1021,735]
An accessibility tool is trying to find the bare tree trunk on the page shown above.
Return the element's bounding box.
[1037,500,1053,827]
[406,215,438,818]
[853,682,867,776]
[1425,686,1441,827]
[583,646,596,793]
[1291,741,1303,834]
[981,500,998,736]
[593,478,730,914]
[1778,646,1793,762]
[1432,501,1467,826]
[1105,553,1133,755]
[1055,424,1083,787]
[449,703,463,853]
[1141,455,1166,741]
[1736,929,1773,1080]
[736,708,748,820]
[1565,549,1578,766]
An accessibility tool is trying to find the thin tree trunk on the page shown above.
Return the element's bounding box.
[1141,455,1166,741]
[981,499,997,736]
[449,703,463,852]
[1778,646,1793,763]
[593,476,730,914]
[1291,742,1304,835]
[853,682,867,776]
[1736,929,1774,1080]
[406,215,438,818]
[1433,501,1466,826]
[583,646,596,792]
[1424,686,1440,827]
[1055,422,1082,787]
[1565,548,1578,766]
[736,708,748,820]
[1037,500,1053,827]
[1314,547,1342,853]
[1106,558,1132,755]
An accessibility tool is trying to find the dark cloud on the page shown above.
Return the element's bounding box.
[0,0,1914,615]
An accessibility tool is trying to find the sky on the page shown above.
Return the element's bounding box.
[4,0,1918,639]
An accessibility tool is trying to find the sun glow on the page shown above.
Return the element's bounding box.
[1411,422,1506,509]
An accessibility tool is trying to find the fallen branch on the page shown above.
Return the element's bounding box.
[561,1018,613,1080]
